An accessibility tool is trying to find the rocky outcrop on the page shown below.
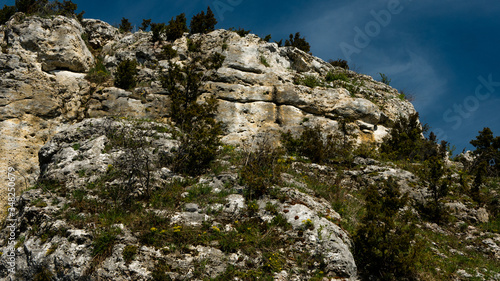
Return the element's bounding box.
[0,15,417,197]
[0,118,357,280]
[2,13,94,72]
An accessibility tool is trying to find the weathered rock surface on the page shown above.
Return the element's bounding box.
[0,118,358,280]
[0,14,417,205]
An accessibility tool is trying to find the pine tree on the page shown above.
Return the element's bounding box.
[119,17,132,33]
[165,13,188,42]
[190,7,217,34]
[354,178,419,280]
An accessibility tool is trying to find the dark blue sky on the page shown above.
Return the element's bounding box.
[6,0,499,152]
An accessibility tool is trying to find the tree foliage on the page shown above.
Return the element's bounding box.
[14,0,83,19]
[140,18,151,31]
[0,5,16,25]
[119,17,132,33]
[354,178,419,280]
[165,13,188,42]
[190,6,217,34]
[160,46,225,175]
[150,22,166,42]
[240,143,284,200]
[381,113,435,162]
[285,32,311,53]
[114,59,138,90]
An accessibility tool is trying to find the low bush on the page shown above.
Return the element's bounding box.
[229,27,250,37]
[295,75,322,88]
[86,58,111,84]
[239,142,284,200]
[328,58,349,70]
[160,51,225,176]
[159,45,177,60]
[151,22,166,42]
[285,32,311,53]
[122,245,138,264]
[140,19,151,31]
[281,124,352,164]
[325,71,348,83]
[380,113,437,162]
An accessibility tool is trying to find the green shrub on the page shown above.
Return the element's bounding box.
[285,32,311,53]
[354,178,420,280]
[281,125,352,164]
[204,52,225,70]
[187,38,201,53]
[33,265,54,281]
[15,0,82,19]
[296,75,322,88]
[160,45,178,60]
[239,143,284,200]
[0,5,16,25]
[470,127,500,176]
[190,6,217,34]
[91,228,120,265]
[119,17,132,33]
[259,55,270,67]
[229,27,250,37]
[165,13,188,42]
[328,58,349,70]
[102,120,157,203]
[86,58,111,84]
[114,59,138,90]
[379,72,391,85]
[325,71,348,82]
[263,34,272,42]
[380,113,436,162]
[122,245,138,264]
[15,0,42,14]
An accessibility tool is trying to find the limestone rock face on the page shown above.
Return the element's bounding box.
[3,14,94,72]
[81,18,119,50]
[0,14,419,226]
[0,118,357,280]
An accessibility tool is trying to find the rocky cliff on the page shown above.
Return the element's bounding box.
[1,13,498,281]
[0,13,414,194]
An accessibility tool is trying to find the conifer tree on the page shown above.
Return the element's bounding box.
[354,178,419,280]
[165,13,188,42]
[190,7,217,34]
[119,17,132,33]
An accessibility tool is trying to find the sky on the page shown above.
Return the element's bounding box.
[5,0,499,152]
